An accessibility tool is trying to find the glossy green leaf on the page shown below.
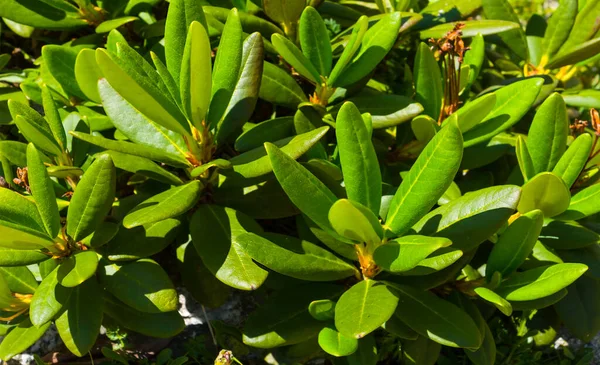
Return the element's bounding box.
[554,0,600,59]
[190,159,231,177]
[541,220,599,250]
[57,250,99,288]
[496,263,588,301]
[527,93,568,174]
[463,78,543,147]
[527,15,545,67]
[0,266,37,294]
[96,16,137,33]
[412,185,521,251]
[0,248,48,266]
[203,6,283,38]
[553,133,593,188]
[103,259,178,313]
[547,37,600,69]
[335,12,402,87]
[30,266,73,327]
[14,115,62,156]
[318,325,358,357]
[123,181,201,228]
[0,186,47,235]
[0,319,51,361]
[474,287,512,316]
[542,0,577,58]
[336,101,382,214]
[413,43,442,121]
[40,86,66,151]
[180,21,211,128]
[0,140,27,166]
[0,221,55,251]
[402,247,464,275]
[190,205,268,291]
[390,283,482,349]
[328,16,368,86]
[335,280,399,339]
[309,299,336,321]
[99,150,183,186]
[452,93,496,133]
[259,61,308,109]
[271,34,320,83]
[486,209,544,279]
[516,135,535,181]
[374,235,452,273]
[235,117,294,152]
[67,154,116,242]
[554,275,600,342]
[299,7,332,77]
[481,0,528,60]
[518,172,570,217]
[556,183,600,221]
[26,144,60,239]
[329,199,383,244]
[262,0,304,26]
[103,293,184,338]
[385,120,463,236]
[463,33,485,91]
[243,284,344,348]
[74,49,103,103]
[55,277,103,357]
[0,0,85,30]
[238,232,357,281]
[345,93,423,129]
[419,20,520,39]
[42,45,86,100]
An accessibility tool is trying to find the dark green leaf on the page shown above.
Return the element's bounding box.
[299,7,332,77]
[259,61,308,109]
[481,0,528,60]
[413,43,442,121]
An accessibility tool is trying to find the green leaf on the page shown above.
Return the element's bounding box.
[242,284,344,348]
[208,9,243,125]
[374,235,452,273]
[473,287,512,316]
[481,0,528,60]
[42,45,86,99]
[345,93,424,129]
[553,133,593,188]
[516,135,535,181]
[335,280,399,339]
[556,183,600,221]
[151,52,182,109]
[385,120,463,236]
[0,140,27,166]
[103,259,178,313]
[554,0,600,59]
[547,37,600,69]
[26,144,60,239]
[98,150,183,186]
[328,16,368,86]
[0,221,55,251]
[74,49,103,103]
[299,7,332,77]
[554,276,600,342]
[389,283,482,349]
[402,248,464,275]
[180,21,212,128]
[123,181,202,228]
[55,277,103,357]
[259,61,308,109]
[527,93,569,174]
[318,325,358,357]
[336,101,382,215]
[96,16,137,33]
[57,251,99,288]
[419,20,521,39]
[214,33,264,145]
[464,320,496,365]
[40,86,67,151]
[0,266,37,294]
[541,220,599,250]
[67,154,116,242]
[486,209,544,279]
[463,78,543,147]
[413,42,442,121]
[238,232,358,281]
[0,248,48,266]
[496,263,588,301]
[96,49,190,137]
[308,299,336,321]
[164,0,207,85]
[0,319,51,361]
[70,131,190,168]
[463,33,485,91]
[542,0,577,58]
[518,172,571,217]
[412,185,521,251]
[271,34,320,83]
[190,205,268,291]
[329,199,383,244]
[452,93,496,133]
[335,12,402,87]
[204,6,283,38]
[30,266,73,327]
[266,142,341,239]
[402,336,441,365]
[0,186,47,235]
[103,293,184,338]
[262,0,304,26]
[235,117,294,152]
[347,334,378,365]
[14,115,62,156]
[0,0,86,30]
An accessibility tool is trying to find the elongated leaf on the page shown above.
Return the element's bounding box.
[203,6,283,38]
[486,209,544,279]
[67,155,116,242]
[402,336,441,365]
[0,140,27,166]
[385,120,463,236]
[554,0,600,58]
[412,185,521,251]
[190,205,268,291]
[553,134,592,188]
[0,0,85,30]
[547,37,600,69]
[272,34,320,83]
[55,277,103,357]
[103,259,178,313]
[26,144,60,239]
[98,150,183,186]
[463,78,543,147]
[474,287,512,316]
[238,232,357,281]
[328,16,368,86]
[543,220,599,251]
[299,7,332,77]
[335,280,399,339]
[335,12,402,87]
[0,187,47,235]
[30,266,73,327]
[43,45,86,100]
[413,43,442,121]
[74,49,103,103]
[527,93,568,174]
[40,86,66,151]
[420,20,521,39]
[0,221,55,251]
[15,115,62,156]
[390,283,482,349]
[318,325,358,357]
[344,93,423,129]
[481,0,528,60]
[556,183,600,221]
[243,284,344,348]
[518,172,570,217]
[123,181,201,228]
[452,93,496,133]
[0,248,48,266]
[259,61,308,109]
[104,293,184,338]
[516,135,535,181]
[235,117,294,152]
[374,235,452,273]
[496,263,588,301]
[542,0,577,58]
[329,199,383,244]
[463,33,484,91]
[0,319,51,361]
[57,250,99,288]
[336,102,382,215]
